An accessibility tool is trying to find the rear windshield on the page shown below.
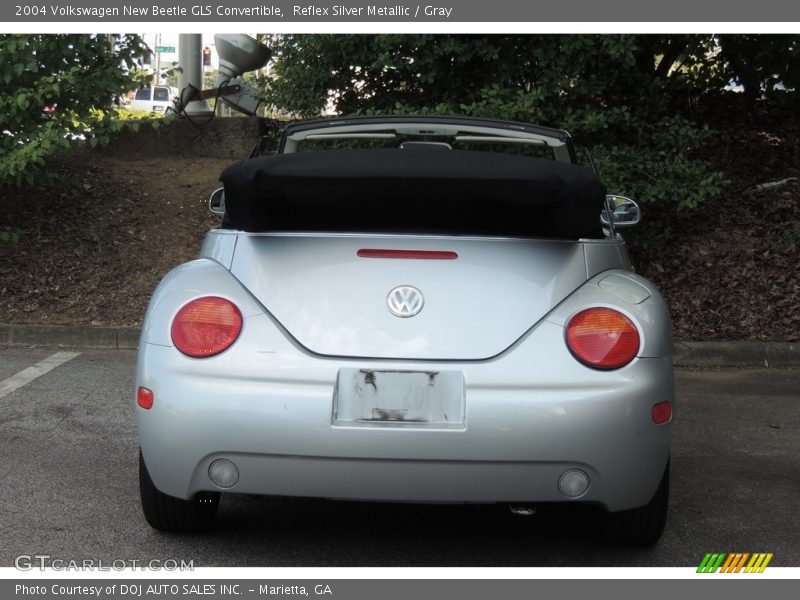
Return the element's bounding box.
[296,133,557,160]
[134,88,151,101]
[153,87,170,102]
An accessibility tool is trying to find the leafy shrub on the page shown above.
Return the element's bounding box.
[265,34,775,208]
[0,34,149,188]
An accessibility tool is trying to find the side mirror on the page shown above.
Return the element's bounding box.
[209,188,226,217]
[601,195,641,228]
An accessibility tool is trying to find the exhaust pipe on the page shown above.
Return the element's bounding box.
[508,505,537,516]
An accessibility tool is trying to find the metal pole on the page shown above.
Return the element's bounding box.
[153,33,160,87]
[178,33,213,116]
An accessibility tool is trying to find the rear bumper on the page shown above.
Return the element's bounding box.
[136,316,673,512]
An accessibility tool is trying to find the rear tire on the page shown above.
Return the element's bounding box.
[602,461,669,545]
[139,449,220,532]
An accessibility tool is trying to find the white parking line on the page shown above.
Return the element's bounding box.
[0,351,81,399]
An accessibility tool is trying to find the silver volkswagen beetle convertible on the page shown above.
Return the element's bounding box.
[136,116,673,544]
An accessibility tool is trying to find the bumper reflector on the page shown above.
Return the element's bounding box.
[208,459,239,489]
[652,401,673,424]
[558,469,590,498]
[136,387,154,410]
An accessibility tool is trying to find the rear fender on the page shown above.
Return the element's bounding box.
[140,259,265,347]
[544,270,672,358]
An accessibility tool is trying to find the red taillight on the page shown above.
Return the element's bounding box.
[566,307,640,370]
[171,296,243,358]
[137,386,154,410]
[651,401,672,424]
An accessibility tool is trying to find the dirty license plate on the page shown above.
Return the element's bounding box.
[334,369,465,429]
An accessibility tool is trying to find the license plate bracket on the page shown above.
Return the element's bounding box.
[333,369,465,429]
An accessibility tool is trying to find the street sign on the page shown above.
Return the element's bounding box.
[155,46,175,53]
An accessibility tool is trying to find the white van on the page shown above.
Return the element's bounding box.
[129,86,179,113]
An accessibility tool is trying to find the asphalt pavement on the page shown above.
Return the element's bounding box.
[0,347,798,567]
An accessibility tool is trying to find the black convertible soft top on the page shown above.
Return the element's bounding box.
[219,148,606,239]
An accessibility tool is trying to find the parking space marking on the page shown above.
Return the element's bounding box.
[0,351,81,399]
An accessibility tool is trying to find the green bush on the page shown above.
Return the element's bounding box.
[0,34,149,188]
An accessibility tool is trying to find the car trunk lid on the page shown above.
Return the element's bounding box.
[229,233,587,360]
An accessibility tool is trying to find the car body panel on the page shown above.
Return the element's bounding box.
[137,249,672,511]
[199,228,238,270]
[228,233,589,360]
[137,312,671,511]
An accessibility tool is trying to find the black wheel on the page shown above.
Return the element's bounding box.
[602,461,669,546]
[139,449,220,533]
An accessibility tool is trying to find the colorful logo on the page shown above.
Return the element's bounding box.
[697,553,773,573]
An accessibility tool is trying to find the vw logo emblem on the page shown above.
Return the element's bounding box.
[387,285,424,318]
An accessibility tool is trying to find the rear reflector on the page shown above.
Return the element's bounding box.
[558,469,590,498]
[566,307,640,370]
[171,296,243,358]
[357,249,458,260]
[137,387,154,410]
[209,459,239,488]
[651,402,672,424]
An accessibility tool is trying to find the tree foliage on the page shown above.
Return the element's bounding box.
[716,35,800,98]
[0,34,149,188]
[266,34,799,209]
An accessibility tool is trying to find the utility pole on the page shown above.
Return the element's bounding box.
[178,33,213,116]
[153,33,160,87]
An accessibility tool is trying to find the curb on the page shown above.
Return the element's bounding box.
[0,324,797,368]
[672,341,799,368]
[0,324,140,350]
